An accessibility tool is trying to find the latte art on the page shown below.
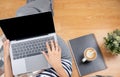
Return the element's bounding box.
[82,47,97,62]
[85,49,97,60]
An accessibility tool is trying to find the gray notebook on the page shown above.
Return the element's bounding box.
[68,33,107,76]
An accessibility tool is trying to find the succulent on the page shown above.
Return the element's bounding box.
[104,29,120,55]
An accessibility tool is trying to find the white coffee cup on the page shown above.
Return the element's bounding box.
[82,47,97,63]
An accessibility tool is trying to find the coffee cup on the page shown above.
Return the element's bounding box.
[82,47,97,63]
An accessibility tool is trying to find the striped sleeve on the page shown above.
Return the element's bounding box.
[36,59,72,77]
[61,59,72,77]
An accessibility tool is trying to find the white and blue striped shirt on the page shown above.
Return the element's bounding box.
[36,59,72,77]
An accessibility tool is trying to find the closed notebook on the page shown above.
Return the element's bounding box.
[68,33,107,76]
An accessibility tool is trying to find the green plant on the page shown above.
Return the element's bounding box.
[104,29,120,55]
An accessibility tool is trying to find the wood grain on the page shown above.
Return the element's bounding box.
[0,0,120,77]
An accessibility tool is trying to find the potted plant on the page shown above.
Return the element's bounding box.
[104,29,120,55]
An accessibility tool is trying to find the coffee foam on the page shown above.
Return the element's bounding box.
[84,48,97,60]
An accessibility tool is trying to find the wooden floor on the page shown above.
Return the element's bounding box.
[0,0,120,77]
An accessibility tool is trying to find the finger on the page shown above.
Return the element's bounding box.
[3,40,7,48]
[58,46,61,52]
[42,52,49,61]
[55,41,58,47]
[51,40,55,51]
[55,41,59,51]
[3,41,6,52]
[3,40,10,51]
[6,40,10,50]
[46,42,51,52]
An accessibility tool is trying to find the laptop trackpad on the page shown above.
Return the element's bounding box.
[25,54,49,72]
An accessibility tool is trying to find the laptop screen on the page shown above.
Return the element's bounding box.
[0,12,55,41]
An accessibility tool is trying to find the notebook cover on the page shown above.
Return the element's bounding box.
[68,33,107,76]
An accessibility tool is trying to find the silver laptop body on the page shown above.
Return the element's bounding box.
[0,12,56,75]
[10,33,57,75]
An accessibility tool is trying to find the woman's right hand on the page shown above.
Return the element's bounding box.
[42,40,62,69]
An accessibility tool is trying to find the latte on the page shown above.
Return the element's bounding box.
[82,47,97,62]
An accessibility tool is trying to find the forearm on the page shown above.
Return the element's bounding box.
[4,56,13,77]
[53,64,69,77]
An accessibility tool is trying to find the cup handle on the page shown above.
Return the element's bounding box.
[82,57,87,63]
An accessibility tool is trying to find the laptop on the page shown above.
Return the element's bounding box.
[0,12,57,75]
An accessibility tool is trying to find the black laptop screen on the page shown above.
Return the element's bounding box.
[0,12,55,40]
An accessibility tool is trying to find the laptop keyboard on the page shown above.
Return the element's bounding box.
[11,36,55,60]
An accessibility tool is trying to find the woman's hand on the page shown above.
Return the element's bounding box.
[3,39,13,77]
[42,40,69,77]
[42,40,62,69]
[3,40,10,59]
